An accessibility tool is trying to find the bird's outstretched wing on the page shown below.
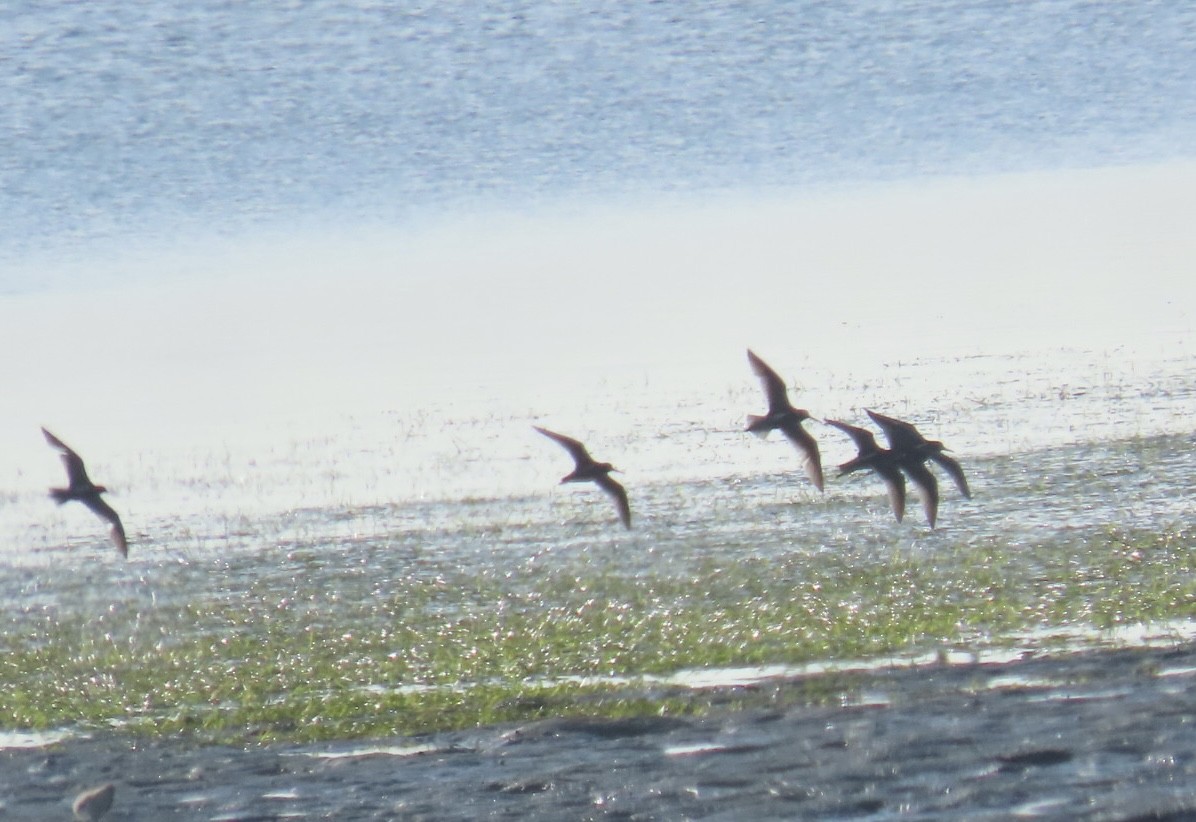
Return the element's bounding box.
[747,350,792,413]
[824,419,879,454]
[594,474,631,529]
[42,427,92,488]
[778,417,823,491]
[533,426,593,468]
[865,409,927,454]
[902,461,939,529]
[875,463,906,523]
[83,496,128,557]
[930,452,971,499]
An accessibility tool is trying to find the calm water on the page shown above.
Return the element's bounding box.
[3,0,1196,287]
[0,0,1195,712]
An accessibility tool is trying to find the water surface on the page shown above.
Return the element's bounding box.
[1,0,1194,748]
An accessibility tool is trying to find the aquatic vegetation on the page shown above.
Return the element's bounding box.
[1,507,1193,743]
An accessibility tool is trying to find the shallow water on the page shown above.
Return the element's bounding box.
[2,319,1193,661]
[1,0,1195,776]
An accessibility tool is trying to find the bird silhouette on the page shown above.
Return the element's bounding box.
[899,457,939,529]
[824,418,906,522]
[865,409,971,498]
[744,349,823,491]
[534,426,631,528]
[42,428,128,557]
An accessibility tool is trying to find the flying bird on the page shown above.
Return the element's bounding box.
[745,349,823,491]
[534,426,631,529]
[824,418,906,522]
[42,428,128,557]
[865,409,971,499]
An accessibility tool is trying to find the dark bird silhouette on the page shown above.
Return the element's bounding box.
[534,426,631,529]
[744,349,823,491]
[42,428,128,557]
[865,409,971,499]
[900,458,939,529]
[824,419,906,522]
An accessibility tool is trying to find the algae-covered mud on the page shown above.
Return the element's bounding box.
[7,640,1196,820]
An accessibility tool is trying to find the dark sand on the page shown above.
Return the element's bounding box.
[6,643,1196,821]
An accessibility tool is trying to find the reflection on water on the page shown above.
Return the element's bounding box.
[1,320,1193,625]
[0,729,78,749]
[296,743,446,760]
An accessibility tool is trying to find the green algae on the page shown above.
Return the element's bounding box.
[2,522,1193,744]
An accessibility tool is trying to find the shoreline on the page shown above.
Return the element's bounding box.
[5,641,1196,820]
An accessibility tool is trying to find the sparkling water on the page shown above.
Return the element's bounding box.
[0,0,1194,692]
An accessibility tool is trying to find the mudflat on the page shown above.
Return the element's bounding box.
[5,641,1196,820]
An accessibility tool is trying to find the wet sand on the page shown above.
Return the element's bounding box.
[5,642,1196,820]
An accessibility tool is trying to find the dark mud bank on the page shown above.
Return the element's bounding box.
[7,642,1196,820]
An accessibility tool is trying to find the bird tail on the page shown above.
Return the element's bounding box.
[837,458,861,475]
[745,415,770,437]
[49,488,71,505]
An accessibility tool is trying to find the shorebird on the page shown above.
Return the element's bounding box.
[42,428,128,557]
[534,426,631,529]
[865,409,971,499]
[824,418,906,522]
[745,349,823,491]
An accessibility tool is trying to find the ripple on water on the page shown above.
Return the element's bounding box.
[0,728,78,750]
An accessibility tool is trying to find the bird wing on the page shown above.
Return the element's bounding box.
[874,463,906,523]
[930,452,971,499]
[746,350,792,413]
[42,427,93,488]
[902,460,939,529]
[865,409,926,453]
[534,426,593,468]
[824,419,881,455]
[82,496,128,557]
[778,418,823,491]
[595,474,631,529]
[41,427,72,453]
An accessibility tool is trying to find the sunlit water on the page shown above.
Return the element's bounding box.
[1,249,1192,617]
[1,0,1195,750]
[1,166,1195,726]
[5,0,1194,287]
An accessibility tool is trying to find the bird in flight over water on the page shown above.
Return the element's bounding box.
[824,418,906,523]
[42,427,128,557]
[744,349,824,491]
[863,409,972,529]
[865,409,971,499]
[534,426,631,529]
